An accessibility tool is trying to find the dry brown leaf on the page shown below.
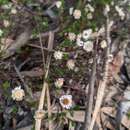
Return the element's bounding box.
[101,107,130,129]
[66,111,85,122]
[108,51,124,81]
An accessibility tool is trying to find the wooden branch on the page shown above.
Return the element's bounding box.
[14,64,33,98]
[88,14,112,130]
[83,39,97,130]
[3,27,32,59]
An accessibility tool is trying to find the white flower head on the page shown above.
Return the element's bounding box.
[76,38,84,47]
[3,20,10,27]
[100,40,107,48]
[124,91,130,100]
[54,51,63,60]
[55,1,62,8]
[85,4,94,13]
[0,29,3,37]
[87,4,94,12]
[115,6,125,20]
[83,41,93,52]
[11,8,17,14]
[87,12,93,19]
[12,86,25,101]
[55,78,64,88]
[60,95,72,109]
[69,7,74,15]
[104,4,110,16]
[2,3,12,9]
[73,9,81,19]
[82,29,92,40]
[68,32,76,41]
[67,59,75,70]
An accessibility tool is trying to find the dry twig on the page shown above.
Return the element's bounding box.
[35,31,54,130]
[83,39,97,130]
[88,13,112,130]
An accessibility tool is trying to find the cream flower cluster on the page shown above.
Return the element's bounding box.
[115,6,125,20]
[59,95,72,109]
[68,32,76,41]
[0,29,3,37]
[3,20,10,27]
[76,29,94,52]
[69,8,81,19]
[55,1,62,8]
[11,86,25,101]
[54,51,63,60]
[66,59,75,70]
[104,4,110,16]
[55,78,64,88]
[85,4,95,19]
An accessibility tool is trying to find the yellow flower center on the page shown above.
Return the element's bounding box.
[62,98,70,105]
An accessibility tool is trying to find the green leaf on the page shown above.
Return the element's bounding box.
[2,81,10,90]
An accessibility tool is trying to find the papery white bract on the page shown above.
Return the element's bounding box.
[59,95,72,109]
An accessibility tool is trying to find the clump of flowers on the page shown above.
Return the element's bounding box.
[11,8,17,14]
[85,4,94,19]
[83,41,93,52]
[100,40,107,48]
[115,5,125,20]
[55,1,62,8]
[59,95,72,109]
[3,20,10,27]
[75,29,94,52]
[11,86,25,101]
[82,29,92,40]
[0,29,3,37]
[54,51,63,60]
[73,9,81,19]
[104,4,110,16]
[55,78,64,88]
[67,59,75,70]
[68,32,76,41]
